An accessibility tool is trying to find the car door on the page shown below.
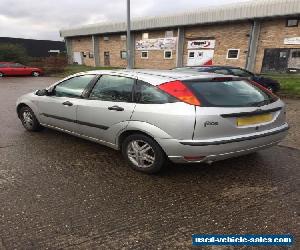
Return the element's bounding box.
[1,64,14,75]
[11,63,27,75]
[37,74,96,133]
[76,74,136,144]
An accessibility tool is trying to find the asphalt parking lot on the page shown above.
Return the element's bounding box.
[0,77,299,249]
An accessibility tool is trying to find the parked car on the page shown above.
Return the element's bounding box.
[173,66,281,93]
[0,62,42,77]
[16,70,288,173]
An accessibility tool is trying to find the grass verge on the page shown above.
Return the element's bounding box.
[263,74,300,98]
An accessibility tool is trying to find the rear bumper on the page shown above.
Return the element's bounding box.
[156,123,289,164]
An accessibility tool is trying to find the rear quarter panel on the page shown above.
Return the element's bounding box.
[130,102,196,140]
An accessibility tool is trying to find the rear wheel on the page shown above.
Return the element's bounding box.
[32,71,40,77]
[0,72,3,77]
[122,134,166,174]
[19,106,43,131]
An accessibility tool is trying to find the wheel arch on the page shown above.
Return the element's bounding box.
[118,130,155,150]
[17,103,30,118]
[117,129,169,161]
[16,102,39,119]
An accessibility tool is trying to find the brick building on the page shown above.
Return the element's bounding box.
[60,0,300,73]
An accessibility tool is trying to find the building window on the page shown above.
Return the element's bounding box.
[103,36,109,41]
[141,51,148,59]
[292,51,300,58]
[227,49,240,59]
[120,51,127,59]
[165,30,173,38]
[142,33,149,40]
[189,51,195,58]
[120,35,127,41]
[280,51,288,58]
[286,19,299,27]
[164,50,172,59]
[89,52,94,58]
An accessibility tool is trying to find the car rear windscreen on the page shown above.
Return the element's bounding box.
[184,80,277,107]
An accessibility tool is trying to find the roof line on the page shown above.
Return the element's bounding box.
[60,0,300,38]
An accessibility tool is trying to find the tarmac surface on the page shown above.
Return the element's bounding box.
[0,77,299,249]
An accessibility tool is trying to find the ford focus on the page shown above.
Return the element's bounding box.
[16,70,289,173]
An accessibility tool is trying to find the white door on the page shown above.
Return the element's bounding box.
[187,50,214,66]
[73,52,83,65]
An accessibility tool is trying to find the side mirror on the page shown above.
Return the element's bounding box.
[36,89,50,96]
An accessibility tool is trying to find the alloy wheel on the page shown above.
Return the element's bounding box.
[127,140,155,168]
[22,111,34,128]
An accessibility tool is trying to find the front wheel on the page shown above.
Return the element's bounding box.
[0,72,4,77]
[19,106,43,131]
[32,71,40,77]
[122,134,166,174]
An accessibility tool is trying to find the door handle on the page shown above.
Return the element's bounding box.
[62,101,73,106]
[108,105,124,111]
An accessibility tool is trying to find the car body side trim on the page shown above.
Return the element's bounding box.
[40,113,109,130]
[180,124,289,146]
[220,107,282,118]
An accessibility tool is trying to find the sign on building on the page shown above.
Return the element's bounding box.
[187,40,216,49]
[284,37,300,45]
[187,50,214,66]
[136,37,177,50]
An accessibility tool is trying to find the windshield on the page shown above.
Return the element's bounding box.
[184,80,277,107]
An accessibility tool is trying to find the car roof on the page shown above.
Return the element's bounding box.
[75,69,237,86]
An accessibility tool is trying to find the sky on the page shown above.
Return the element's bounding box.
[0,0,250,41]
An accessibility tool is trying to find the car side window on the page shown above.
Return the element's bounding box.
[54,75,95,98]
[135,80,177,104]
[230,68,252,77]
[12,63,25,68]
[89,75,135,102]
[213,69,231,75]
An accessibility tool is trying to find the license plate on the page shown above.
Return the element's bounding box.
[237,113,273,126]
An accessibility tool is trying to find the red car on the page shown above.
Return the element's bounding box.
[0,62,43,77]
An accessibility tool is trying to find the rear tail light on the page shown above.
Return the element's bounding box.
[158,80,201,106]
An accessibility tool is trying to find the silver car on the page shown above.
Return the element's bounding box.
[16,70,289,173]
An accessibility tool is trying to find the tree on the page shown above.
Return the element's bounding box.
[0,43,28,64]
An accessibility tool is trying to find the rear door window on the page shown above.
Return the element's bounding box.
[184,80,276,107]
[89,75,135,102]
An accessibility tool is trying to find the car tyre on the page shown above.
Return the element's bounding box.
[122,134,166,174]
[32,71,40,77]
[0,72,4,77]
[19,106,43,131]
